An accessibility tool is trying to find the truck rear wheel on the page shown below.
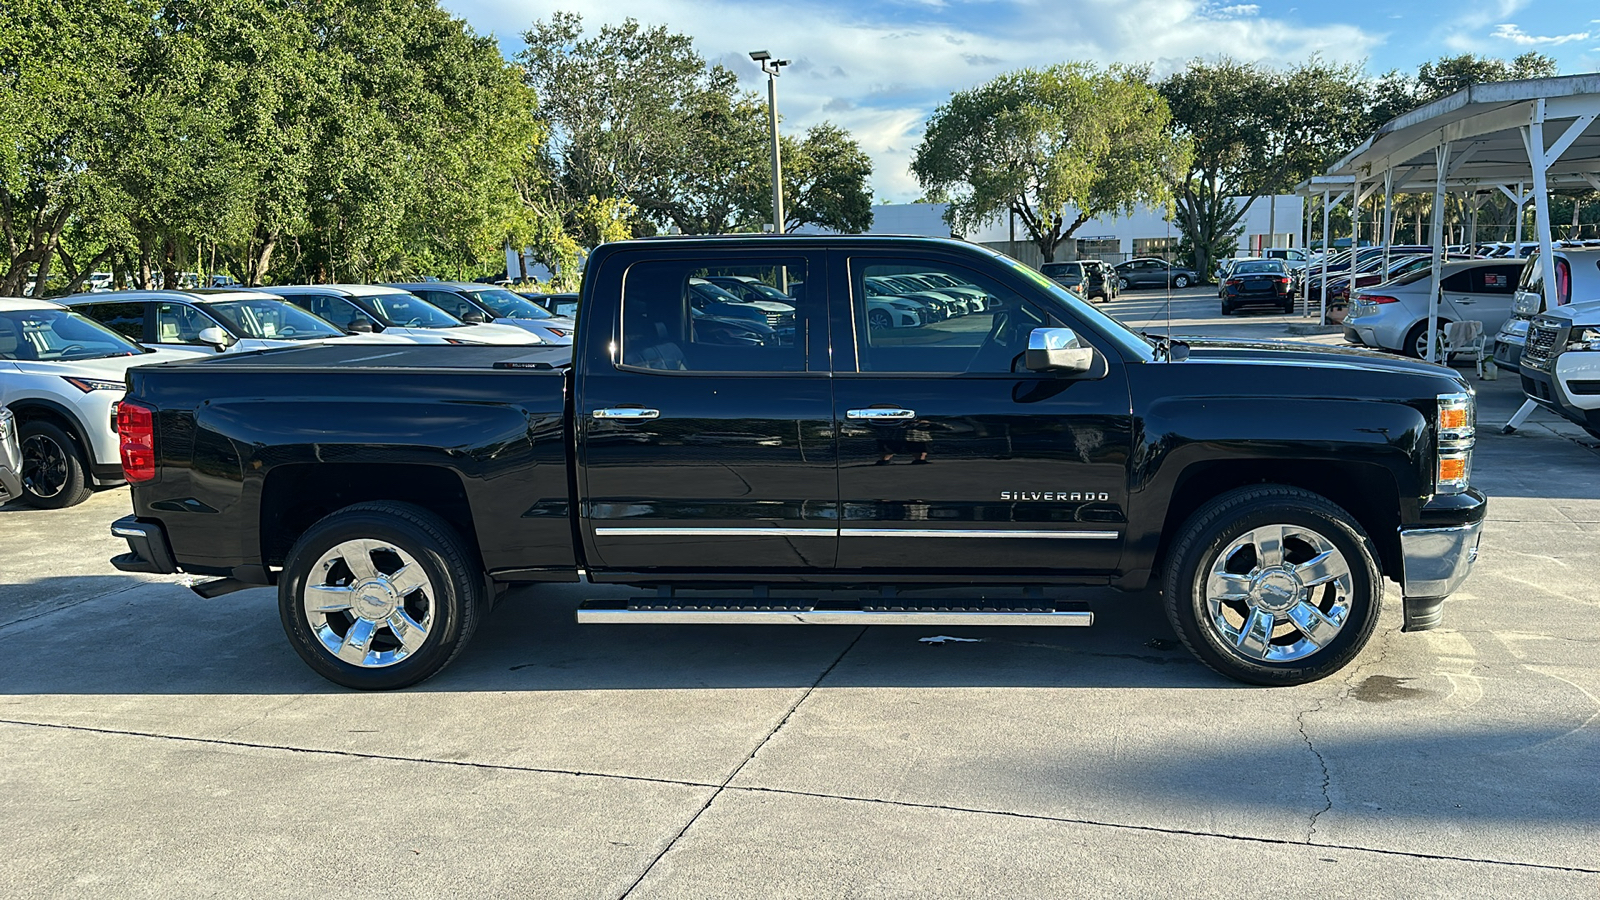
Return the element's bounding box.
[1162,486,1381,686]
[278,502,484,690]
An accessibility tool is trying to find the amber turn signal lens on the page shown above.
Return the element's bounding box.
[1439,407,1469,431]
[1438,456,1467,484]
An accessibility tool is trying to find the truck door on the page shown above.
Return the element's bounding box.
[829,250,1132,575]
[576,250,836,573]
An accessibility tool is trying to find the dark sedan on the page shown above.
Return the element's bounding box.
[1114,258,1198,290]
[1220,259,1293,314]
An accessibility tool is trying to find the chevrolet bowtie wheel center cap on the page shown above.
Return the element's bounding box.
[353,579,400,620]
[1250,570,1302,612]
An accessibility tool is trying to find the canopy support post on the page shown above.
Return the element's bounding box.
[1428,142,1450,363]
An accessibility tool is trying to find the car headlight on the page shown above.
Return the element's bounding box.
[1499,319,1530,338]
[1567,327,1600,351]
[62,376,126,393]
[0,407,12,440]
[1512,294,1541,316]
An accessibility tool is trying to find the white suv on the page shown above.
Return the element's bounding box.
[0,298,207,507]
[1517,297,1600,439]
[1491,248,1600,373]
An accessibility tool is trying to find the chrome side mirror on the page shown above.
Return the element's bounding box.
[195,326,235,352]
[1025,327,1097,375]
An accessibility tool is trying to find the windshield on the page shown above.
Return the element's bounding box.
[1233,261,1287,274]
[1006,259,1156,362]
[203,299,344,340]
[690,280,749,304]
[0,308,147,361]
[468,288,552,319]
[751,283,793,301]
[355,293,464,328]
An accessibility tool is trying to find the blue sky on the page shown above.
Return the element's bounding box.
[443,1,1600,202]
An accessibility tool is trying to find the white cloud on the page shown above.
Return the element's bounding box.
[1491,23,1591,45]
[446,0,1381,201]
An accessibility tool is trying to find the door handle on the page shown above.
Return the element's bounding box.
[592,407,660,420]
[847,408,915,421]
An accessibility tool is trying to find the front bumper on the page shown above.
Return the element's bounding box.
[1398,519,1484,631]
[110,514,180,574]
[1492,319,1528,372]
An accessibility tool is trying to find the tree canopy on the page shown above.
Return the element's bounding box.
[911,64,1188,262]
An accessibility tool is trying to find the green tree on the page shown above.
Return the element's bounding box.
[912,64,1186,262]
[1160,57,1371,280]
[781,123,874,234]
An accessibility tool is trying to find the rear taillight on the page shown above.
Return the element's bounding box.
[1225,278,1242,286]
[1278,276,1291,284]
[1365,294,1400,304]
[117,401,156,483]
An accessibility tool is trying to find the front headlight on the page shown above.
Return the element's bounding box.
[1435,392,1475,494]
[62,376,126,393]
[1566,327,1600,351]
[1512,293,1541,316]
[1499,318,1530,339]
[0,407,12,440]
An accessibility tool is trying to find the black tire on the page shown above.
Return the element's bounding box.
[1281,300,1294,314]
[278,501,485,690]
[1221,303,1234,315]
[1173,275,1191,289]
[19,419,93,509]
[1403,320,1449,360]
[1162,485,1382,686]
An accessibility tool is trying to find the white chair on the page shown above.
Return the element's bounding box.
[1442,320,1488,378]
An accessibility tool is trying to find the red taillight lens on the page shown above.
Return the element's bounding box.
[1365,294,1400,304]
[1225,278,1242,286]
[117,401,156,483]
[1278,276,1291,284]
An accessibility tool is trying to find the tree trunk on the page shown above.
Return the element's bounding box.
[517,249,529,284]
[60,246,115,296]
[249,232,277,286]
[160,237,179,292]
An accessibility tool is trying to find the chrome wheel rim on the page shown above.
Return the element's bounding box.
[1202,524,1353,664]
[305,539,435,668]
[21,434,68,499]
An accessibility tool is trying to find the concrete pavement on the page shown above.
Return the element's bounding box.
[2,298,1597,898]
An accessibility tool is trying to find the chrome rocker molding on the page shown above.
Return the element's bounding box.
[595,527,1120,540]
[1398,520,1484,632]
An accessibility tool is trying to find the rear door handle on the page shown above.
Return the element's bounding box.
[592,408,660,420]
[847,408,915,421]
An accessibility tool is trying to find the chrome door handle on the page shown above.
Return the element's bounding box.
[846,408,915,421]
[592,408,660,420]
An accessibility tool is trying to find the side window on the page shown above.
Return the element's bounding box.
[853,259,1053,374]
[80,303,145,341]
[621,259,806,373]
[155,303,218,345]
[1475,266,1519,294]
[312,296,372,331]
[418,291,475,321]
[1439,270,1474,293]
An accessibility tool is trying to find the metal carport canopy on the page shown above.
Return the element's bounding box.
[1320,74,1600,363]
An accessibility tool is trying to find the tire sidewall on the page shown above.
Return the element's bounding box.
[278,508,475,690]
[1168,493,1382,685]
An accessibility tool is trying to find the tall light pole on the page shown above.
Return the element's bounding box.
[749,50,789,234]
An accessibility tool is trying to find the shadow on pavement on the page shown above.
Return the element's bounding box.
[0,574,1248,694]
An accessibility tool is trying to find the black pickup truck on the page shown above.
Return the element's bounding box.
[110,236,1486,689]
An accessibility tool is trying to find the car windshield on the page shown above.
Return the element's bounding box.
[750,283,793,301]
[202,299,345,340]
[356,293,464,328]
[0,308,148,361]
[1005,259,1156,362]
[1233,261,1286,274]
[468,288,552,319]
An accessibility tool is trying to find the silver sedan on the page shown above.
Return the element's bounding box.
[1342,259,1524,358]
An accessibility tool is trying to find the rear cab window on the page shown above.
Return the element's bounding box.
[620,258,811,373]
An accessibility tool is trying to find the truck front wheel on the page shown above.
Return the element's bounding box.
[278,502,484,690]
[1162,486,1381,686]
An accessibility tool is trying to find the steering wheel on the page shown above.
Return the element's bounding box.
[402,317,424,327]
[58,344,86,356]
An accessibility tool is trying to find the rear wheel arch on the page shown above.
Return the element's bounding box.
[259,463,483,574]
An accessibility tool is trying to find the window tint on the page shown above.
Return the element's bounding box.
[414,290,480,322]
[621,260,805,372]
[1233,261,1286,275]
[359,293,461,328]
[79,302,145,341]
[155,303,223,345]
[283,294,379,332]
[854,259,1053,374]
[1439,270,1474,292]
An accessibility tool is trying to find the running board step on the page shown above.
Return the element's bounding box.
[576,599,1092,627]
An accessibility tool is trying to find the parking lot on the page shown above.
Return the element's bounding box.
[3,292,1598,898]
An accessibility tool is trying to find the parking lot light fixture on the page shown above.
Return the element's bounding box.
[750,51,790,236]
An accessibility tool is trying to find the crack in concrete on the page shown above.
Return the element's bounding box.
[3,715,1596,877]
[1295,700,1333,842]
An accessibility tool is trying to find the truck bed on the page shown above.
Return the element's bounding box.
[124,343,577,582]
